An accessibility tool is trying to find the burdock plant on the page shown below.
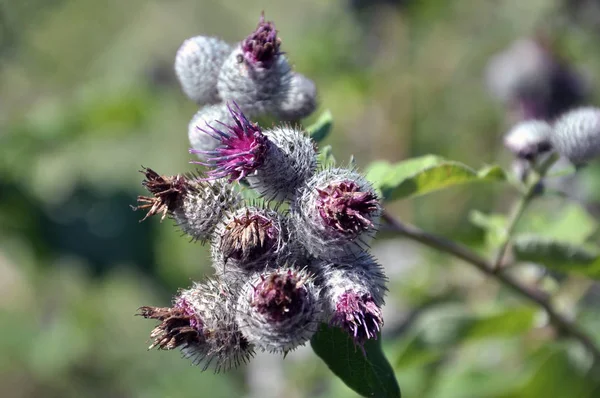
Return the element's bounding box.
[132,11,600,398]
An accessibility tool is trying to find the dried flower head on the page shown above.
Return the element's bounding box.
[188,104,235,158]
[504,120,553,160]
[139,279,254,372]
[138,304,204,351]
[292,168,381,260]
[236,267,321,353]
[133,167,193,222]
[211,206,286,278]
[551,107,600,165]
[316,254,387,348]
[132,168,240,242]
[190,103,269,182]
[174,36,232,104]
[241,14,281,69]
[246,125,317,201]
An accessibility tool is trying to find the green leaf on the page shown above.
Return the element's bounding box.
[306,110,333,143]
[513,234,600,278]
[311,323,401,398]
[317,145,336,168]
[469,210,508,248]
[519,202,597,244]
[365,156,506,201]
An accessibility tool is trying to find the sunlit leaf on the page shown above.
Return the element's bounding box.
[366,156,506,201]
[311,324,401,398]
[513,235,600,278]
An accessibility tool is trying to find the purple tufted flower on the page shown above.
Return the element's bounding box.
[316,181,379,237]
[251,270,308,323]
[241,13,281,69]
[331,291,383,348]
[236,267,321,353]
[190,103,269,182]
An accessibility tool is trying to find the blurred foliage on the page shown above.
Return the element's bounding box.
[3,0,600,397]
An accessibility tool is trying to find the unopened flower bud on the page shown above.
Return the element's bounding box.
[217,46,292,116]
[175,36,232,105]
[138,279,254,372]
[504,120,552,160]
[236,267,321,353]
[316,253,387,347]
[211,206,287,277]
[292,168,381,260]
[551,107,600,165]
[273,73,318,121]
[241,14,281,69]
[132,168,239,243]
[188,104,235,157]
[246,125,317,201]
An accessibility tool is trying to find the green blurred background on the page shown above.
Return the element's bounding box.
[3,0,600,397]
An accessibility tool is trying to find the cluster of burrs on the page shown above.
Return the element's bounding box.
[133,15,387,373]
[504,106,600,179]
[177,13,318,156]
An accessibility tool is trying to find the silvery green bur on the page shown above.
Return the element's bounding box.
[217,15,294,116]
[175,36,232,105]
[504,120,553,160]
[551,107,600,165]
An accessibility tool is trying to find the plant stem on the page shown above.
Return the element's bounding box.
[382,210,600,368]
[493,153,560,270]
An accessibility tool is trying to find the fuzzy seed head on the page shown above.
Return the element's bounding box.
[212,206,286,278]
[504,120,553,160]
[246,125,317,202]
[292,168,381,260]
[188,104,235,157]
[242,14,281,69]
[175,36,232,104]
[551,107,600,165]
[190,104,269,182]
[236,267,321,353]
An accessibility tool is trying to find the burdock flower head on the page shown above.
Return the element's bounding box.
[236,267,321,353]
[211,206,286,278]
[138,279,254,372]
[190,103,269,182]
[133,167,239,243]
[241,13,281,69]
[504,119,553,160]
[551,106,600,165]
[292,168,381,260]
[316,253,387,348]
